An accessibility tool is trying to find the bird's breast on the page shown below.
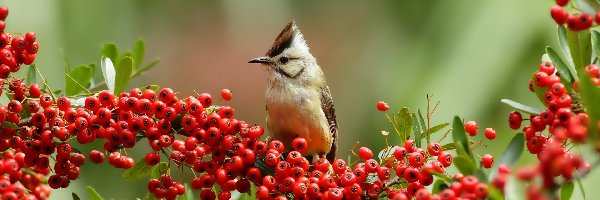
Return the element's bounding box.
[265,85,331,155]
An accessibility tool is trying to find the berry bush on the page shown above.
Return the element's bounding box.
[1,1,600,200]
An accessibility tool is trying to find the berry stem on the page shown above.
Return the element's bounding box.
[33,64,56,100]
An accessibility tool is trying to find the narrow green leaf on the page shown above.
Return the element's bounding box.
[546,47,575,88]
[576,175,586,199]
[576,0,600,15]
[451,116,473,160]
[2,122,17,128]
[151,162,170,179]
[131,59,159,79]
[578,70,600,142]
[133,39,145,68]
[591,30,600,61]
[417,109,426,145]
[65,65,93,96]
[500,99,543,115]
[561,181,575,200]
[453,155,476,175]
[558,25,575,68]
[147,85,160,92]
[441,143,456,151]
[431,179,448,194]
[394,107,412,141]
[87,186,105,200]
[489,133,525,179]
[566,29,590,74]
[430,171,452,183]
[412,113,422,148]
[114,56,133,94]
[488,185,505,200]
[27,65,37,85]
[72,193,81,200]
[101,43,118,64]
[123,159,152,181]
[421,123,449,137]
[100,57,116,93]
[474,168,488,183]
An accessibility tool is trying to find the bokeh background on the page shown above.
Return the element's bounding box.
[3,0,597,199]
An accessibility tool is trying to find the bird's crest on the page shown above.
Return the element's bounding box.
[266,21,309,57]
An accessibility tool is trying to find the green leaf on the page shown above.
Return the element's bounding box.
[561,181,574,200]
[566,29,591,75]
[131,59,159,79]
[488,185,505,200]
[2,122,17,128]
[101,43,118,64]
[417,109,426,146]
[451,116,473,160]
[558,25,575,69]
[430,171,452,183]
[72,193,81,200]
[147,85,160,92]
[474,168,488,183]
[489,133,525,179]
[133,39,145,69]
[441,143,456,151]
[575,0,600,15]
[412,112,422,148]
[122,158,152,181]
[500,99,543,115]
[100,57,116,93]
[114,56,133,94]
[453,155,476,175]
[591,30,600,61]
[576,175,586,199]
[546,47,575,88]
[421,123,449,137]
[151,162,170,179]
[394,107,412,142]
[65,65,93,96]
[431,179,448,194]
[27,65,37,85]
[87,186,105,200]
[576,72,600,142]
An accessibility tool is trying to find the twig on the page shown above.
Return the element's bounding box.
[64,73,92,94]
[33,65,56,100]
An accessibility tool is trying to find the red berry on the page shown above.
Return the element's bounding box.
[556,0,569,6]
[358,147,373,160]
[508,111,523,130]
[464,121,478,136]
[291,137,308,152]
[481,154,494,169]
[0,7,8,20]
[89,150,105,164]
[376,101,389,111]
[484,128,496,140]
[220,89,233,101]
[427,143,442,156]
[145,152,160,166]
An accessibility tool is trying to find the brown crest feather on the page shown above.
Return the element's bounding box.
[266,21,297,57]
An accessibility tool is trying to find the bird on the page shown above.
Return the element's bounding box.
[249,21,338,162]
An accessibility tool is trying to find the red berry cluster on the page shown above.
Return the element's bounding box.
[549,0,598,31]
[506,61,592,197]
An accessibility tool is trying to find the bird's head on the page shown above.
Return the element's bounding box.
[249,21,322,83]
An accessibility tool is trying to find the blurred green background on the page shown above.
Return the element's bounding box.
[4,0,598,199]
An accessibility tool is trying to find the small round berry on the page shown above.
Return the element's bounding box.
[220,89,233,101]
[358,147,373,160]
[508,111,523,130]
[464,121,478,136]
[481,154,494,169]
[376,101,389,111]
[0,7,8,20]
[291,137,308,153]
[484,128,496,140]
[427,143,442,156]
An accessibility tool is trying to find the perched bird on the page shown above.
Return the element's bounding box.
[249,21,338,162]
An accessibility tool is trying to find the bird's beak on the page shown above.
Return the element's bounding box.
[248,57,271,64]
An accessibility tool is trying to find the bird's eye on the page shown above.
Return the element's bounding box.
[279,57,289,64]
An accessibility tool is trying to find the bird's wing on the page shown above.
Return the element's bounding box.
[320,86,338,162]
